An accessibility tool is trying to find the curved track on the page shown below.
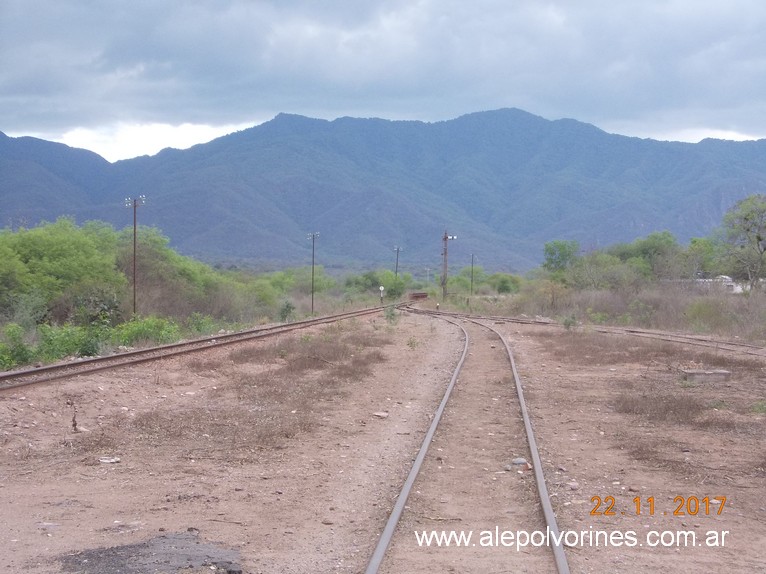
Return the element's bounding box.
[366,309,570,574]
[367,304,766,572]
[412,305,766,356]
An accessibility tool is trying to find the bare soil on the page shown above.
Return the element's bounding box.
[1,311,764,573]
[505,323,766,573]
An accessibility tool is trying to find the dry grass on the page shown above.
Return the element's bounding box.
[479,283,766,342]
[70,323,392,460]
[536,329,766,377]
[614,389,705,424]
[531,328,766,438]
[620,438,706,478]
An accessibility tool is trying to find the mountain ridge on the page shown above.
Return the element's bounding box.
[2,108,766,272]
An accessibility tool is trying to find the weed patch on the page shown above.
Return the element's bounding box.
[614,390,705,424]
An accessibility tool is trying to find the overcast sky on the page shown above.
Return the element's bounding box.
[2,0,766,161]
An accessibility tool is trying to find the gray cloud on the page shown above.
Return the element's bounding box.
[2,0,766,143]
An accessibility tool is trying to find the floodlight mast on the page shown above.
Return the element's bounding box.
[308,232,319,315]
[125,195,146,316]
[441,230,457,301]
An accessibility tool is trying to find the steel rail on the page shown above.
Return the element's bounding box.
[0,306,389,390]
[591,326,766,356]
[364,314,470,574]
[400,304,555,326]
[366,309,570,574]
[407,305,765,356]
[468,317,570,574]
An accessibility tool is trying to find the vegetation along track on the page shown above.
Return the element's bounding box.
[0,306,389,391]
[366,308,570,573]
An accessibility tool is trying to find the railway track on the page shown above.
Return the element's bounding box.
[366,309,570,573]
[411,305,766,357]
[590,325,766,356]
[364,305,766,572]
[5,303,760,571]
[0,306,388,390]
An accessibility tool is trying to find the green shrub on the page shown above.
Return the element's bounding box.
[278,301,296,322]
[112,316,181,346]
[37,324,86,360]
[78,330,103,357]
[2,323,32,366]
[186,312,217,334]
[36,323,105,360]
[684,299,731,331]
[0,343,13,370]
[586,307,610,324]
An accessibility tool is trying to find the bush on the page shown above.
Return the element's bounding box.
[112,316,181,346]
[36,323,105,360]
[186,312,217,335]
[684,299,732,331]
[37,324,86,360]
[278,301,296,322]
[2,323,32,366]
[0,342,13,370]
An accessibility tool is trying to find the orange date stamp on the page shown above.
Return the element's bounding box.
[590,495,727,517]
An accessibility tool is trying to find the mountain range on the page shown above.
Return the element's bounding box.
[2,108,766,273]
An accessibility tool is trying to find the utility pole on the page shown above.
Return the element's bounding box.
[470,253,475,296]
[441,230,457,301]
[393,246,402,278]
[124,195,146,316]
[308,232,319,315]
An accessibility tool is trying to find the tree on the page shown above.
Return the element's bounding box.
[683,237,718,278]
[607,231,680,279]
[3,218,125,322]
[567,252,646,292]
[487,273,521,294]
[721,194,766,292]
[543,240,580,275]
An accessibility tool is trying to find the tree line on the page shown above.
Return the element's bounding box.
[0,217,519,368]
[541,194,766,292]
[4,194,766,368]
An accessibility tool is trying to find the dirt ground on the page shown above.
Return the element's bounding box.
[1,311,765,573]
[505,322,766,573]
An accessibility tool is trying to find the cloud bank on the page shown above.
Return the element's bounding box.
[2,0,765,159]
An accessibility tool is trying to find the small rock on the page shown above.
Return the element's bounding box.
[511,457,528,466]
[567,480,580,491]
[372,412,389,419]
[99,456,121,464]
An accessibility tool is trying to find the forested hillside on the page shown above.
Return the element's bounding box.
[3,109,766,271]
